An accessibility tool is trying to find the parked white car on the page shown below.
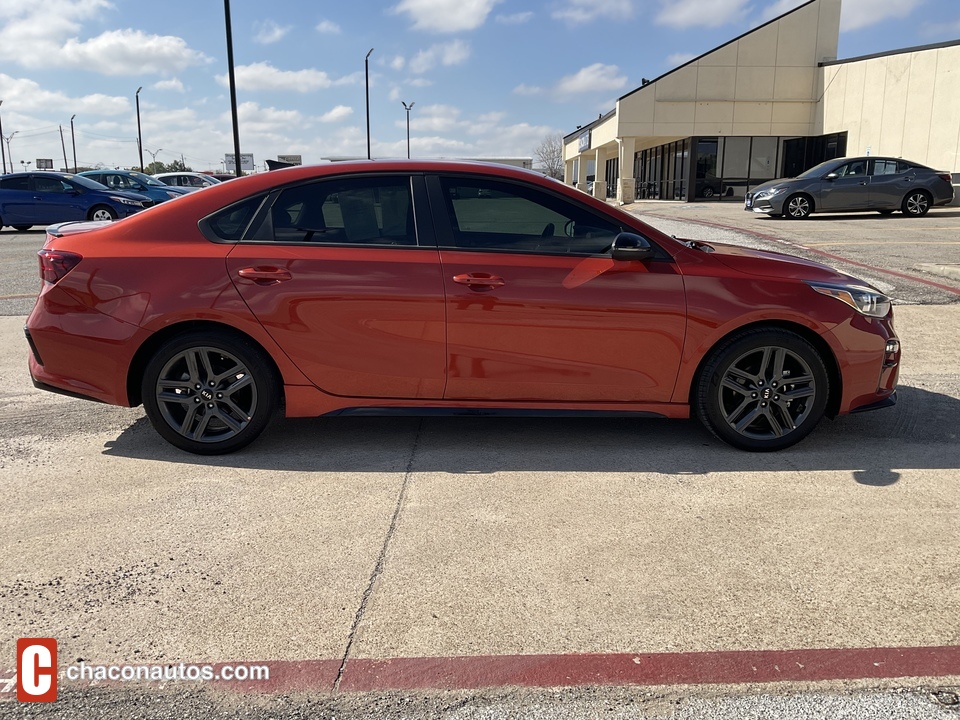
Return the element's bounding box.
[152,172,221,191]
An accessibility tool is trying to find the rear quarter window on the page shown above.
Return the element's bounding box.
[199,195,267,243]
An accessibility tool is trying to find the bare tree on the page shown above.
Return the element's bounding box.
[534,133,564,180]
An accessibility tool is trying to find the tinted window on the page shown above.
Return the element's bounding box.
[33,177,71,193]
[0,176,29,190]
[437,176,621,254]
[263,176,416,245]
[204,195,266,242]
[835,160,867,177]
[872,160,900,176]
[84,173,104,185]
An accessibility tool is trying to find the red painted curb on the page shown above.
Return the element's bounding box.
[339,646,960,692]
[644,212,960,297]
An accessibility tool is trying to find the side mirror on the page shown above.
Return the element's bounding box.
[611,232,655,262]
[824,173,838,181]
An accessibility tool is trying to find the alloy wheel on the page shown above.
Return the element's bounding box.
[154,346,258,444]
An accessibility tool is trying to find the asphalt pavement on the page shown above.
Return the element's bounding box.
[1,208,959,717]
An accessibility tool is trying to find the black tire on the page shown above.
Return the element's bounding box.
[901,190,931,217]
[695,328,829,451]
[87,205,118,222]
[13,225,32,231]
[782,194,813,219]
[141,330,280,454]
[877,210,895,216]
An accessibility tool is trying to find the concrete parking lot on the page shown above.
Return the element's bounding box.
[1,208,959,717]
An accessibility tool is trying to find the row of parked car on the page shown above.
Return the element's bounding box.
[0,170,227,230]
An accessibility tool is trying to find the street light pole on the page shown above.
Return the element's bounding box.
[59,125,69,171]
[70,114,77,173]
[3,130,17,171]
[224,0,243,178]
[365,48,374,160]
[402,101,415,159]
[144,147,163,169]
[0,100,6,174]
[135,87,144,170]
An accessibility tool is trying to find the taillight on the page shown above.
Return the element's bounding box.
[38,249,82,284]
[938,173,953,184]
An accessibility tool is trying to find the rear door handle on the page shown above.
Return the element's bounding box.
[453,273,505,290]
[237,266,292,284]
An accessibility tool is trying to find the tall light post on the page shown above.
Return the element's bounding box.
[0,100,6,174]
[365,48,374,160]
[70,114,77,173]
[20,160,31,172]
[224,0,243,178]
[3,130,17,171]
[135,87,144,170]
[144,147,163,170]
[402,101,415,159]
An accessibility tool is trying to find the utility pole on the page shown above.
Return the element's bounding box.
[224,0,243,178]
[60,126,69,171]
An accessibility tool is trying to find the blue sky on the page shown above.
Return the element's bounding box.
[1,0,958,172]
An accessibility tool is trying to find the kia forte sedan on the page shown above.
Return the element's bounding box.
[26,161,900,454]
[746,156,954,218]
[0,172,153,230]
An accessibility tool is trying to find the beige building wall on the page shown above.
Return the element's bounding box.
[822,43,960,173]
[563,0,841,201]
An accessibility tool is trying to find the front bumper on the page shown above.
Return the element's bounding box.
[744,192,786,215]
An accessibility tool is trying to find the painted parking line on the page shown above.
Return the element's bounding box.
[647,213,960,297]
[0,294,36,300]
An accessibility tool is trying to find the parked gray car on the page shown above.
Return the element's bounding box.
[745,157,954,219]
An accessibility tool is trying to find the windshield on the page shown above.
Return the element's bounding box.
[128,171,165,186]
[795,160,840,180]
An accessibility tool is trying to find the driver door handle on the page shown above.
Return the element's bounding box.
[453,273,505,290]
[237,266,292,284]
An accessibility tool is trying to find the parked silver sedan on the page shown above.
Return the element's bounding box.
[746,157,955,219]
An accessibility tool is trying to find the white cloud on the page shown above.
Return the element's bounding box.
[390,55,406,71]
[556,64,627,94]
[254,20,291,44]
[496,11,533,24]
[393,0,502,32]
[408,104,462,132]
[217,62,349,92]
[319,105,354,123]
[153,78,185,92]
[513,83,544,96]
[655,0,749,28]
[409,40,471,73]
[231,102,305,134]
[0,0,111,65]
[316,19,341,34]
[59,29,210,75]
[553,0,633,23]
[667,52,696,66]
[408,78,433,87]
[840,0,924,31]
[0,73,128,115]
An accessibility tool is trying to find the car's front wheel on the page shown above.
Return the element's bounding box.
[902,190,931,217]
[141,330,280,454]
[695,329,830,451]
[88,205,118,221]
[783,194,813,219]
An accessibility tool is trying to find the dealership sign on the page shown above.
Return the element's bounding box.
[224,153,255,172]
[36,159,54,170]
[578,131,591,153]
[277,155,302,165]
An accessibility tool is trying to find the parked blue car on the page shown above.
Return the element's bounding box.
[78,169,191,204]
[0,172,153,230]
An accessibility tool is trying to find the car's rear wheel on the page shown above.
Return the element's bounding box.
[783,194,813,219]
[902,190,931,217]
[702,186,715,198]
[141,330,279,454]
[13,225,32,231]
[88,205,118,222]
[695,329,829,451]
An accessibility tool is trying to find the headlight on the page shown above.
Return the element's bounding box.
[110,196,144,207]
[165,191,181,199]
[808,283,891,318]
[755,187,785,200]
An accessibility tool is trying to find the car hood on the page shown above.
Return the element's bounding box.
[689,240,871,286]
[751,177,800,194]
